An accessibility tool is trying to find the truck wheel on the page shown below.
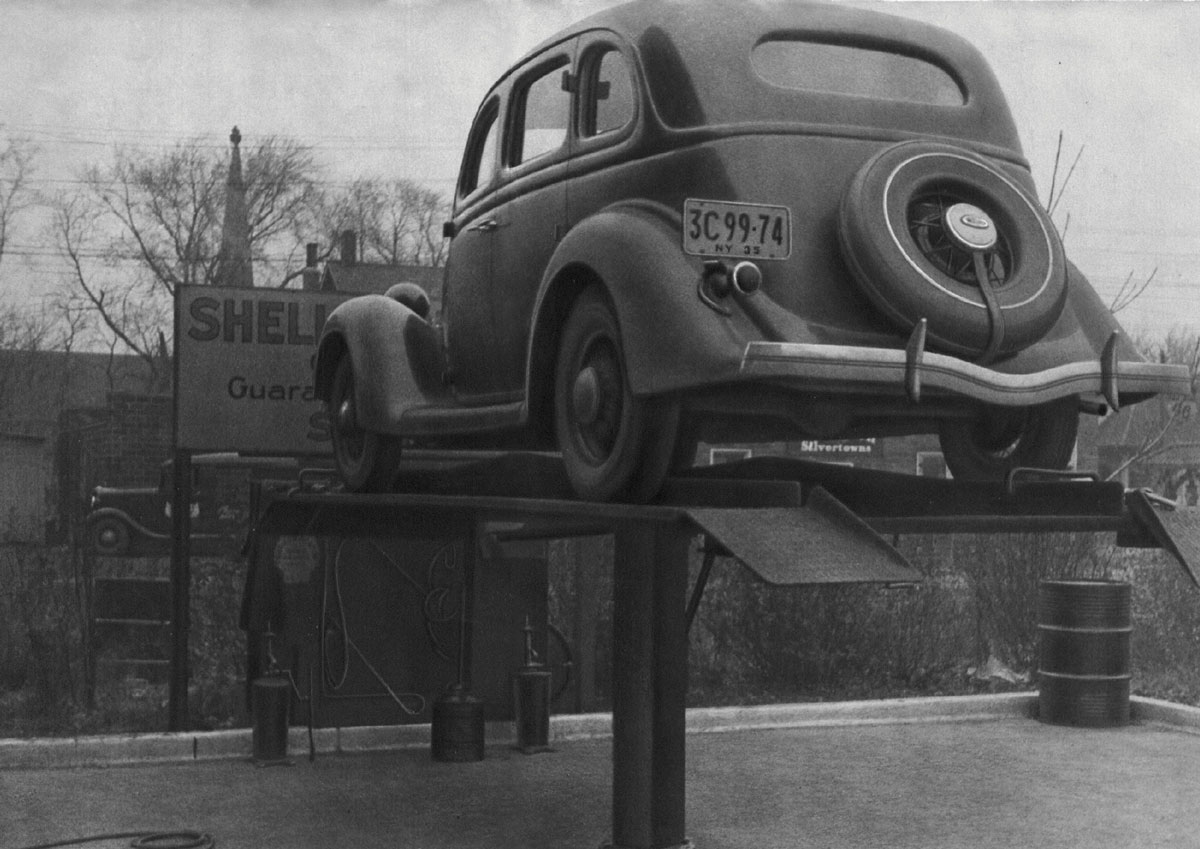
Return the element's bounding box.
[330,356,402,492]
[555,288,679,502]
[938,398,1078,482]
[91,517,131,556]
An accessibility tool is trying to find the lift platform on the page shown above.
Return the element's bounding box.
[245,452,1200,849]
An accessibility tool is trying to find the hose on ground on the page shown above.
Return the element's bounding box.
[13,830,214,849]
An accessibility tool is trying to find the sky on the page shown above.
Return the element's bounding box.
[2,0,1199,338]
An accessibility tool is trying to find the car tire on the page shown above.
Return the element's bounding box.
[839,140,1067,360]
[90,516,131,556]
[330,356,403,493]
[938,398,1079,482]
[555,288,680,503]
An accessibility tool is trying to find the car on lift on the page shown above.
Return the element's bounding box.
[314,0,1189,502]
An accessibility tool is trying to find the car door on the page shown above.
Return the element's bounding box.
[442,95,506,400]
[564,34,640,226]
[489,41,576,395]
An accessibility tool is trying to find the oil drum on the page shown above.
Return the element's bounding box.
[1037,579,1131,727]
[431,684,485,762]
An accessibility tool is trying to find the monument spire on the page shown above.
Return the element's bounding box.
[215,126,254,288]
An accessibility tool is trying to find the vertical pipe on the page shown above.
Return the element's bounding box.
[460,525,476,689]
[167,449,193,732]
[611,520,689,849]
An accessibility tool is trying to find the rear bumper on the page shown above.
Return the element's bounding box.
[739,340,1192,409]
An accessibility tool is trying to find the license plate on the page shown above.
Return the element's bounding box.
[683,199,791,260]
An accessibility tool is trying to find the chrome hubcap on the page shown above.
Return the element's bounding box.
[572,366,602,425]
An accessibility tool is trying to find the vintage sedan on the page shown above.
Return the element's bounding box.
[314,0,1189,501]
[85,453,304,556]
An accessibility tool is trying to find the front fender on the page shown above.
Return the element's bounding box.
[86,508,166,542]
[314,295,446,434]
[533,201,754,397]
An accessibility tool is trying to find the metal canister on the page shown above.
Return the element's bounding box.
[512,615,552,753]
[513,665,552,753]
[431,684,485,762]
[1038,579,1132,727]
[251,675,291,765]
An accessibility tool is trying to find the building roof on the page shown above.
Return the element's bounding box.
[318,262,441,296]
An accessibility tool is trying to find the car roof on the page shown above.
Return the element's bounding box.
[504,0,1023,158]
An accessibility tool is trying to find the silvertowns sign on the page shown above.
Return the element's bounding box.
[175,285,353,453]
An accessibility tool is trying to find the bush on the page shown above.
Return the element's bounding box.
[0,546,249,737]
[5,528,1200,738]
[0,545,88,735]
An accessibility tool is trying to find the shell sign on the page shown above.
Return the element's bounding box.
[174,284,353,453]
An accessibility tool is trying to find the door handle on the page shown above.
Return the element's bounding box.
[469,218,500,232]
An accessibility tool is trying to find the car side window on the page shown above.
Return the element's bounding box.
[458,98,501,198]
[581,48,634,137]
[510,59,571,166]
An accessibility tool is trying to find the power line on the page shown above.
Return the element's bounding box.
[4,128,464,154]
[19,176,456,188]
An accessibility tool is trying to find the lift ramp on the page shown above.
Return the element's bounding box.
[253,484,919,587]
[676,455,1200,585]
[256,451,1200,587]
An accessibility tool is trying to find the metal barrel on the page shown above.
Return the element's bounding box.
[431,685,485,762]
[1037,579,1131,727]
[513,667,552,753]
[251,676,291,764]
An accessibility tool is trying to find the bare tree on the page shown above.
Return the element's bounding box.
[0,133,38,270]
[47,135,321,367]
[1109,267,1159,315]
[0,298,78,427]
[1045,130,1084,244]
[49,188,170,381]
[320,177,449,268]
[1103,327,1200,487]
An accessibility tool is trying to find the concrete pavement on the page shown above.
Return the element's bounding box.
[4,694,1200,849]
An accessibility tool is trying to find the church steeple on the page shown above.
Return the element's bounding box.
[215,126,253,288]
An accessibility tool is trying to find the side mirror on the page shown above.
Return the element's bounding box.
[442,220,457,239]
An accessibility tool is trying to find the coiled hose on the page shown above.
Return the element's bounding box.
[14,830,214,849]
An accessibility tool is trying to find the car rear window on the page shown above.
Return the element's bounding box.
[752,39,964,107]
[511,58,571,165]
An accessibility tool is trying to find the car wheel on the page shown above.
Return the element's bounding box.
[329,356,402,493]
[839,140,1067,361]
[938,398,1079,482]
[90,517,131,556]
[555,288,680,503]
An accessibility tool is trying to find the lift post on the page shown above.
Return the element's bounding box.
[611,518,690,849]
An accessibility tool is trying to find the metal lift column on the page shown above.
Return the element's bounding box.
[611,518,690,849]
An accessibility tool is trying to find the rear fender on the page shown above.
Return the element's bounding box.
[530,201,749,401]
[314,295,447,434]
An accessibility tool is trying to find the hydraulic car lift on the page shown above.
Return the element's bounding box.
[245,452,1199,849]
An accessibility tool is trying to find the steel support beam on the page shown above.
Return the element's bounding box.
[611,518,691,849]
[168,449,192,732]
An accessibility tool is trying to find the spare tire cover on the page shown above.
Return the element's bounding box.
[839,140,1066,360]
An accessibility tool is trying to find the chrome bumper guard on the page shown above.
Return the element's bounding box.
[740,326,1191,410]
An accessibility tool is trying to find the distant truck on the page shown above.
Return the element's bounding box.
[85,453,317,556]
